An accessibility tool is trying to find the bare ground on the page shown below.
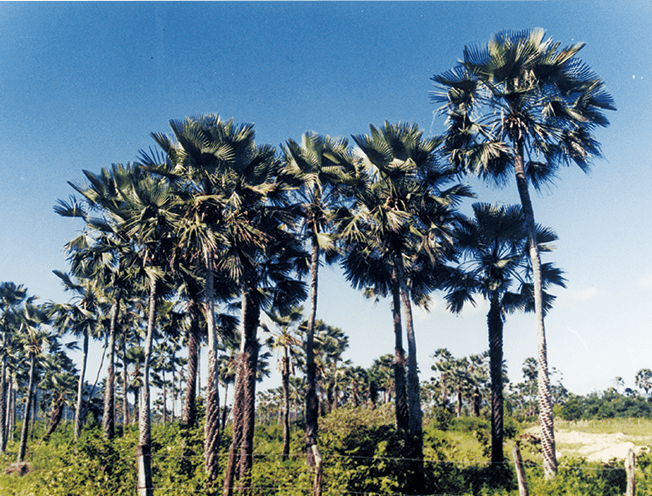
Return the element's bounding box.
[554,429,648,462]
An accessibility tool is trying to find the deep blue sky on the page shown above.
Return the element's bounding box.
[1,1,651,396]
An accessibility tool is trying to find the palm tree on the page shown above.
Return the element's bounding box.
[16,303,55,463]
[145,115,306,495]
[368,354,394,405]
[445,202,565,464]
[342,121,471,467]
[431,348,469,417]
[119,170,178,496]
[279,132,360,465]
[432,29,615,477]
[263,306,304,461]
[223,219,306,496]
[56,166,137,441]
[312,321,349,414]
[139,115,253,486]
[37,351,78,444]
[0,282,29,452]
[52,271,102,442]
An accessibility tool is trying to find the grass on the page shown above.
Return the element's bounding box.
[2,412,651,495]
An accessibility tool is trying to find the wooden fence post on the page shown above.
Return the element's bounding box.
[626,447,635,496]
[512,443,529,496]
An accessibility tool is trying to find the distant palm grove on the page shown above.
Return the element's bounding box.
[1,30,623,495]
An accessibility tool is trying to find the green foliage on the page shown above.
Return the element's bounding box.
[3,414,652,495]
[557,390,652,420]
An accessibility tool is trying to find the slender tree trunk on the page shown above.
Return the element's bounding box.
[162,371,168,424]
[282,348,290,461]
[39,399,64,445]
[395,258,422,443]
[31,389,37,434]
[183,301,200,428]
[17,355,36,463]
[390,268,408,433]
[7,375,15,444]
[513,139,557,479]
[473,386,481,417]
[103,294,120,440]
[122,336,130,427]
[224,282,260,496]
[138,277,157,496]
[204,249,222,490]
[305,237,319,466]
[395,256,424,492]
[488,294,504,464]
[132,387,139,426]
[74,328,89,442]
[0,333,7,452]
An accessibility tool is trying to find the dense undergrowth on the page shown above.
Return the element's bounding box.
[1,405,651,495]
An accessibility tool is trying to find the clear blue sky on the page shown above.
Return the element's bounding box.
[1,1,651,396]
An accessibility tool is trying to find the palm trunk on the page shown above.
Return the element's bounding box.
[282,348,290,461]
[0,333,7,452]
[74,328,89,442]
[183,301,200,428]
[390,267,408,433]
[395,255,424,494]
[103,293,120,440]
[39,399,64,445]
[513,139,557,479]
[305,237,319,466]
[395,258,422,444]
[17,355,36,463]
[224,281,260,496]
[137,277,157,496]
[162,371,168,424]
[7,375,15,444]
[488,294,505,464]
[122,336,130,427]
[204,249,222,489]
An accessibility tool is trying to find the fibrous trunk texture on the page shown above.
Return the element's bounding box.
[223,282,260,496]
[103,295,120,440]
[513,139,557,478]
[305,238,319,466]
[74,329,89,442]
[488,294,504,464]
[183,301,200,428]
[390,269,408,433]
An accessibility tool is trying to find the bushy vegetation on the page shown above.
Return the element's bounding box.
[557,389,652,421]
[2,408,651,495]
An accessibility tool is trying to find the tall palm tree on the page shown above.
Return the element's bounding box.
[16,303,55,463]
[139,115,251,486]
[279,132,361,465]
[263,306,304,461]
[62,163,177,495]
[56,167,137,441]
[223,216,306,496]
[446,202,565,464]
[52,271,102,442]
[119,168,178,496]
[432,29,615,477]
[342,121,471,465]
[0,282,29,452]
